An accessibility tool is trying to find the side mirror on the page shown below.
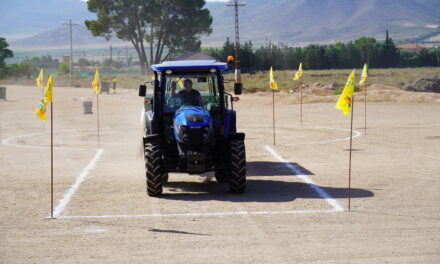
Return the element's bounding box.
[138,85,147,97]
[234,82,242,95]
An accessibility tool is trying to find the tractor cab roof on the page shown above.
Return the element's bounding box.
[151,60,228,73]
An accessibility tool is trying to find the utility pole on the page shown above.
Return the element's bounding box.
[61,19,78,84]
[226,0,246,90]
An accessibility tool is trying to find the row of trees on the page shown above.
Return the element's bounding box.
[0,37,13,78]
[85,0,213,74]
[205,31,439,72]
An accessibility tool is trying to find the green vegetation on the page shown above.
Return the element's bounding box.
[222,67,440,93]
[7,61,36,78]
[57,62,70,75]
[0,37,13,79]
[205,31,440,73]
[1,67,439,94]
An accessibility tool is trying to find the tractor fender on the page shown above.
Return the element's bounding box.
[144,111,155,135]
[228,132,245,141]
[143,134,161,145]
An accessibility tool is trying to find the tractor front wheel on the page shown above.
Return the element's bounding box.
[229,140,246,193]
[144,143,163,196]
[215,170,230,183]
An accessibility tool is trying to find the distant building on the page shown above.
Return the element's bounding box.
[62,56,71,64]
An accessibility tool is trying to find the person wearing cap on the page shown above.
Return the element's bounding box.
[171,79,203,106]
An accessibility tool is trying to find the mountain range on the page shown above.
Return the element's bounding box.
[2,0,440,49]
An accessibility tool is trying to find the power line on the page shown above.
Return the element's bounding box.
[226,0,246,84]
[61,19,79,83]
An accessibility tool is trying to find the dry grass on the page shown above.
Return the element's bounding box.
[224,67,440,93]
[0,74,153,90]
[1,67,439,98]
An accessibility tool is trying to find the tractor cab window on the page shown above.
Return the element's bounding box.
[164,73,221,112]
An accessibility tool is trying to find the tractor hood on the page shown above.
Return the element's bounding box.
[174,106,212,127]
[173,106,213,145]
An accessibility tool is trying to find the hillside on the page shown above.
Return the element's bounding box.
[10,25,125,49]
[204,0,440,45]
[3,0,440,49]
[0,0,94,39]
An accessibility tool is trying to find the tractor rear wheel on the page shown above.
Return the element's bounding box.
[144,143,163,196]
[215,170,230,183]
[229,140,246,193]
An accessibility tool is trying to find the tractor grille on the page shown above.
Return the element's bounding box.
[186,114,204,123]
[187,128,203,145]
[187,152,206,173]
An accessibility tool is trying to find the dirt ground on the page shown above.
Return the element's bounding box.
[1,85,439,263]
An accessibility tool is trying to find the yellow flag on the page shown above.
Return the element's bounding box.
[270,67,278,90]
[45,74,53,103]
[36,68,44,89]
[336,70,356,116]
[293,63,303,81]
[177,77,184,89]
[35,98,48,122]
[359,63,368,85]
[92,68,100,93]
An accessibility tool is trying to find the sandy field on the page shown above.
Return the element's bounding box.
[0,85,439,263]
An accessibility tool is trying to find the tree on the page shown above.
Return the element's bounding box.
[7,61,35,78]
[30,55,60,69]
[85,0,212,74]
[149,0,212,62]
[0,37,13,78]
[379,29,400,68]
[85,0,151,74]
[58,62,70,75]
[354,37,377,66]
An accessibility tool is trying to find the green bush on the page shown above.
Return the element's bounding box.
[57,62,70,75]
[7,61,36,78]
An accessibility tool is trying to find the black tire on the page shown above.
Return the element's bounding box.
[162,173,169,184]
[229,140,246,193]
[144,143,163,196]
[215,170,230,183]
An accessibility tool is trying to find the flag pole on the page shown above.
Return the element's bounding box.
[42,89,45,131]
[0,99,2,141]
[348,94,355,211]
[272,89,276,146]
[364,82,367,135]
[50,101,54,218]
[96,92,101,148]
[300,76,303,126]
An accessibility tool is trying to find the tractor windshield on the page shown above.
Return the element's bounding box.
[164,73,221,112]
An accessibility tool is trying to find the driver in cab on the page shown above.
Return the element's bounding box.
[171,79,203,106]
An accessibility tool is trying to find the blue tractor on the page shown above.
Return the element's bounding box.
[138,60,246,196]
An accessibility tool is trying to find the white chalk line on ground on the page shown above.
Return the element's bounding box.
[265,145,344,212]
[58,209,339,219]
[51,125,347,219]
[52,148,104,218]
[58,145,343,220]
